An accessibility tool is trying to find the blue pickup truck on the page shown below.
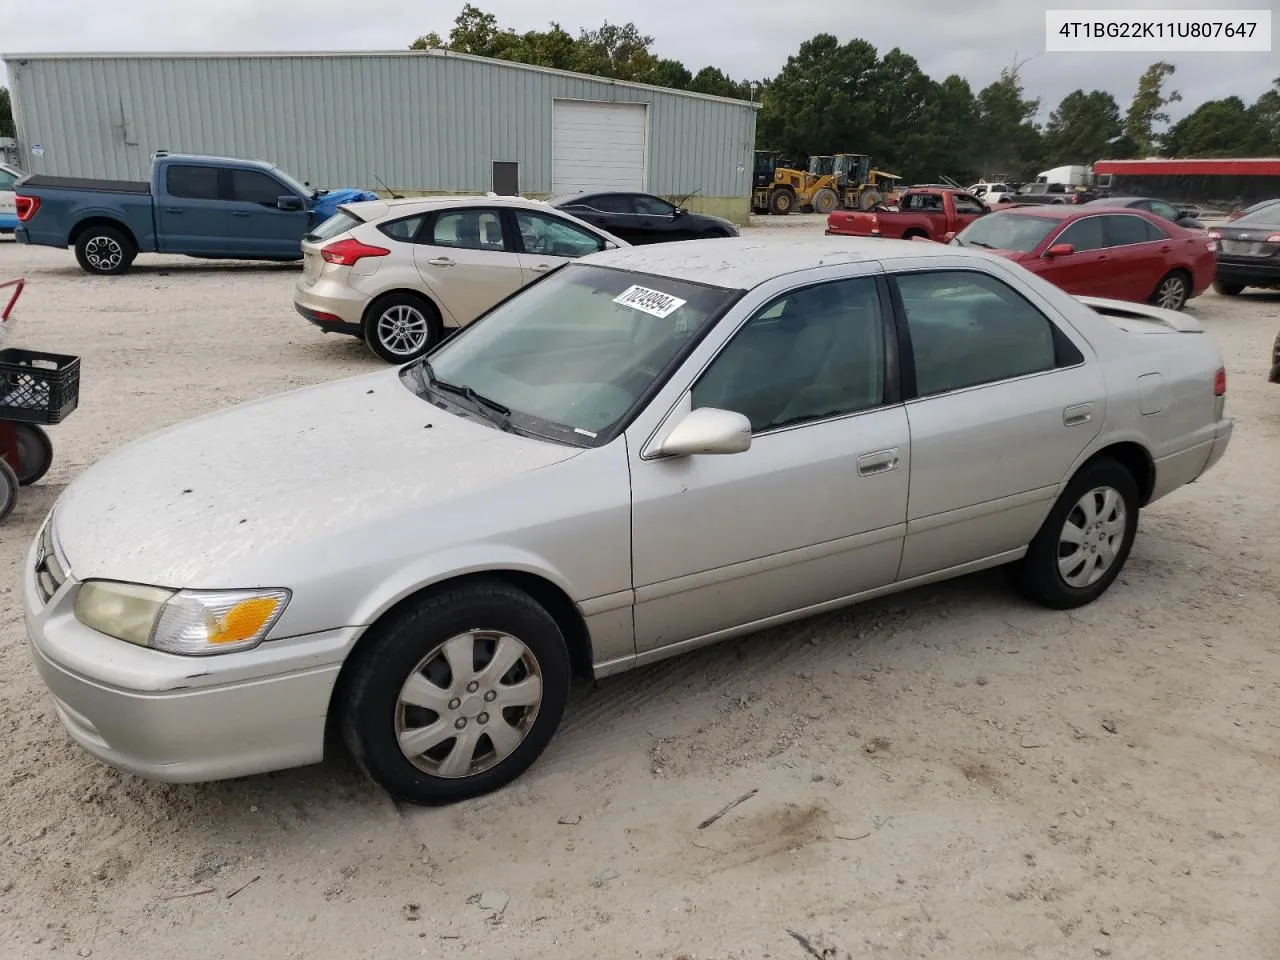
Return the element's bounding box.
[13,152,377,275]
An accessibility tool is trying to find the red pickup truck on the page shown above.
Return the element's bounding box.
[826,187,988,241]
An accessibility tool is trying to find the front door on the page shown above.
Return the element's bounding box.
[889,266,1105,580]
[157,163,227,255]
[510,208,607,284]
[1033,215,1116,297]
[223,168,310,258]
[413,207,524,326]
[629,273,910,652]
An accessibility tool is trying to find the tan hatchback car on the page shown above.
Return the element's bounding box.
[294,195,627,362]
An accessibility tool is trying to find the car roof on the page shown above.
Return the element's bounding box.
[341,194,559,218]
[1083,196,1147,206]
[578,234,971,290]
[998,205,1093,220]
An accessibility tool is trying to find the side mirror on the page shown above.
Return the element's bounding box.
[277,195,304,211]
[603,241,619,250]
[656,407,751,457]
[673,207,686,217]
[1045,243,1074,258]
[942,231,956,243]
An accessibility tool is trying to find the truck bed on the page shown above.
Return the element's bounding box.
[19,175,150,195]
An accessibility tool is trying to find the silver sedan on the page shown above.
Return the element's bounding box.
[23,236,1232,805]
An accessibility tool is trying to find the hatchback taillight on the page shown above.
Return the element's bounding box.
[15,196,39,222]
[1213,367,1227,397]
[320,238,390,266]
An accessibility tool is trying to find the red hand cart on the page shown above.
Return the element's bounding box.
[0,278,82,521]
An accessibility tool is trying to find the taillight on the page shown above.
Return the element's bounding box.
[1207,239,1218,252]
[1213,367,1226,397]
[869,214,880,237]
[15,196,39,222]
[320,238,390,266]
[1266,234,1280,243]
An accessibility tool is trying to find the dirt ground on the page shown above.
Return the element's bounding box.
[0,232,1278,960]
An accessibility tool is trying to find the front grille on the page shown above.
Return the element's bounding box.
[34,519,69,604]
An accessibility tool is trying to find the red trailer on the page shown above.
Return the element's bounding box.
[1092,157,1280,213]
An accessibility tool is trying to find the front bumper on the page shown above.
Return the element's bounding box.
[22,525,355,783]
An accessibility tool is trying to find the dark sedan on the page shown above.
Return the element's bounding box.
[1081,196,1204,230]
[1209,204,1280,296]
[548,191,739,245]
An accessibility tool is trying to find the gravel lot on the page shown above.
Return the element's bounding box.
[1,231,1278,960]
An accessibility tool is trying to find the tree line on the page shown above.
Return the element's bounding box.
[413,5,1280,184]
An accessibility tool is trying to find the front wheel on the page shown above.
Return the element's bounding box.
[1151,271,1190,311]
[363,293,441,364]
[768,189,795,216]
[812,188,838,215]
[74,225,136,276]
[1011,457,1139,610]
[341,580,572,805]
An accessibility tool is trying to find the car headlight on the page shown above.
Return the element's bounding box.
[74,582,291,656]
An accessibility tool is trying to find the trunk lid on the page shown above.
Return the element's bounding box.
[1075,296,1204,334]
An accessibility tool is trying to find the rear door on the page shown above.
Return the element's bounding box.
[0,166,18,229]
[510,208,608,283]
[156,163,226,254]
[630,194,683,242]
[1032,215,1114,297]
[412,206,523,326]
[1101,213,1168,301]
[223,168,310,258]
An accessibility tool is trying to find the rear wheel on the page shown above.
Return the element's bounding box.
[858,190,882,211]
[768,188,795,216]
[341,580,572,805]
[0,457,16,521]
[812,188,838,215]
[1151,271,1190,311]
[1011,457,1139,610]
[363,293,442,364]
[12,423,52,486]
[74,225,136,276]
[1213,279,1244,297]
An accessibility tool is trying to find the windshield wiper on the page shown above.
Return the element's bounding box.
[421,361,511,430]
[965,240,994,248]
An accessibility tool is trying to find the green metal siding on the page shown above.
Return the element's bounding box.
[3,52,757,198]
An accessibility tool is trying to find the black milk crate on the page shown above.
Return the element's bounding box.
[0,348,81,424]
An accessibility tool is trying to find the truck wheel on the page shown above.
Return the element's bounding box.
[859,190,882,211]
[768,189,795,216]
[812,189,838,215]
[74,225,136,276]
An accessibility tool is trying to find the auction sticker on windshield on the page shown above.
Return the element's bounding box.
[613,285,688,319]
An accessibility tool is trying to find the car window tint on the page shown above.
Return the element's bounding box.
[692,277,885,433]
[430,209,508,252]
[1143,218,1170,241]
[586,195,632,214]
[901,193,942,212]
[514,211,603,258]
[633,195,675,216]
[953,194,985,214]
[0,169,16,190]
[229,169,288,205]
[1106,214,1153,246]
[165,165,220,200]
[1147,200,1178,222]
[1056,217,1107,252]
[379,214,426,243]
[896,271,1059,396]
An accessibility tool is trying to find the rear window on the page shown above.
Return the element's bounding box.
[306,210,364,242]
[166,165,220,200]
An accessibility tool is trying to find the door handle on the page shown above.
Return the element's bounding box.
[1063,402,1094,426]
[231,210,250,218]
[163,207,183,214]
[531,263,554,273]
[856,448,900,477]
[1160,245,1171,253]
[426,257,454,266]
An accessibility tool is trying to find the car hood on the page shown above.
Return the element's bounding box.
[51,370,581,588]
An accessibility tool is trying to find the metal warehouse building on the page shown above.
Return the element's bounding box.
[2,50,760,222]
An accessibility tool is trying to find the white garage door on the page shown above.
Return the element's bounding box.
[552,100,648,194]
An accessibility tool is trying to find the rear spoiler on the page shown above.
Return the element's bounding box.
[1075,295,1204,333]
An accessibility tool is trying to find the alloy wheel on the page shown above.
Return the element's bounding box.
[376,304,431,357]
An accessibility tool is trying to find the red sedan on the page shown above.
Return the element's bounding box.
[950,206,1217,310]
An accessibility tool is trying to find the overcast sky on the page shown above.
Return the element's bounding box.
[2,0,1275,124]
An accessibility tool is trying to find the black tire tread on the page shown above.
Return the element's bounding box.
[13,423,53,486]
[0,457,16,521]
[73,224,136,276]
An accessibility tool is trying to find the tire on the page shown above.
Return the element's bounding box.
[768,189,795,216]
[341,579,572,805]
[1213,280,1244,297]
[362,292,442,365]
[73,224,136,276]
[812,188,838,215]
[1150,270,1190,311]
[1011,457,1140,610]
[0,457,16,522]
[12,423,52,486]
[858,190,882,211]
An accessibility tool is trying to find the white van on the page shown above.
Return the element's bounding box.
[0,163,21,233]
[967,182,1015,205]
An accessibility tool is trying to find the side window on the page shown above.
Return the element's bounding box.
[633,195,676,216]
[953,194,985,214]
[903,193,942,212]
[166,165,220,200]
[1147,200,1179,222]
[378,215,426,243]
[588,195,632,214]
[691,277,886,433]
[0,169,17,191]
[229,169,290,206]
[1105,214,1153,247]
[896,270,1067,397]
[1056,217,1107,252]
[514,210,604,258]
[1142,218,1170,242]
[429,209,508,252]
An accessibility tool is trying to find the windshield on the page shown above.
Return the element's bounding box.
[953,212,1059,252]
[405,264,739,446]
